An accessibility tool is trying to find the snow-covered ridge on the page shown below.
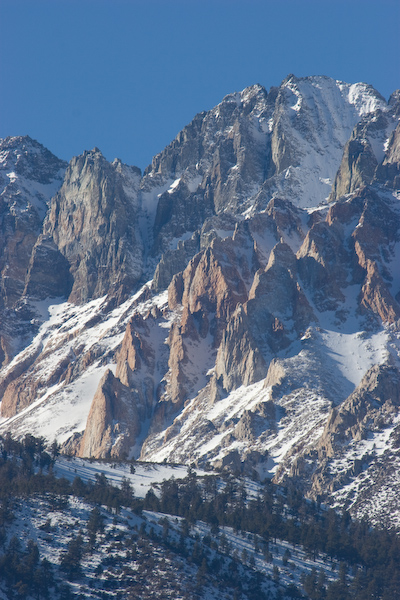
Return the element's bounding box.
[0,135,66,219]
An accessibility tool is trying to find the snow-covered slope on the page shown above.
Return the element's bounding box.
[0,468,345,600]
[0,286,170,442]
[258,76,388,210]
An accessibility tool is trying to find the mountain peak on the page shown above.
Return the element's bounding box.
[1,76,400,532]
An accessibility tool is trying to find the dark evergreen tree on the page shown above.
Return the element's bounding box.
[60,534,84,580]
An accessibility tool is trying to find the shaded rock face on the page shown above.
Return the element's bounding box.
[215,304,266,392]
[350,188,400,322]
[247,242,314,347]
[331,112,390,199]
[0,136,66,364]
[375,120,400,189]
[39,149,143,304]
[152,182,214,256]
[23,235,73,300]
[319,363,400,458]
[152,232,200,293]
[263,197,306,242]
[301,364,400,502]
[0,137,66,306]
[296,185,400,324]
[297,221,351,312]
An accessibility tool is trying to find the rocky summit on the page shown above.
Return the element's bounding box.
[1,74,400,529]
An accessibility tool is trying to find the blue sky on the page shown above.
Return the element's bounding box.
[1,0,399,171]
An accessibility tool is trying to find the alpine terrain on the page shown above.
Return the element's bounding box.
[1,72,400,554]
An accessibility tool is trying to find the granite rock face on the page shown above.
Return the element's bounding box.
[79,369,141,459]
[331,113,390,199]
[38,149,143,304]
[215,304,267,392]
[319,363,400,458]
[331,91,400,200]
[302,363,400,505]
[375,119,400,189]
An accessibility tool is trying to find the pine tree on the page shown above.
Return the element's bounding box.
[60,534,84,580]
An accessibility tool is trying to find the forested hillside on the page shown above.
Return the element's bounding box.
[0,434,399,599]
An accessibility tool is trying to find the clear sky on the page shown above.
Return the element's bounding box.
[1,0,399,171]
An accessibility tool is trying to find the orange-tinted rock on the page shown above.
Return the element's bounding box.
[359,259,400,323]
[79,369,141,459]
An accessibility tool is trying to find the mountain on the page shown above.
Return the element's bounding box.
[0,75,399,531]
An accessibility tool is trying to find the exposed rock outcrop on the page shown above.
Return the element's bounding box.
[0,136,66,363]
[331,92,400,199]
[79,311,164,459]
[330,112,390,200]
[116,313,156,398]
[79,369,141,459]
[297,221,349,312]
[247,242,314,350]
[152,182,214,256]
[23,235,73,300]
[0,136,66,310]
[375,120,400,189]
[359,259,400,323]
[169,231,253,348]
[215,304,266,392]
[215,241,314,395]
[152,232,200,293]
[264,359,287,396]
[319,363,400,459]
[36,149,143,304]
